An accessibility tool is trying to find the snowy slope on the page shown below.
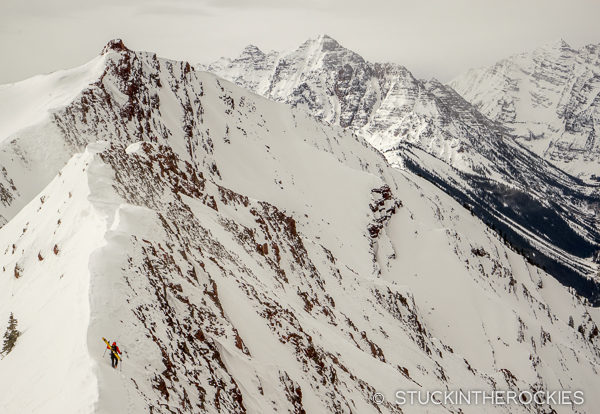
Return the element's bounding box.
[450,40,600,182]
[1,40,600,414]
[203,35,600,302]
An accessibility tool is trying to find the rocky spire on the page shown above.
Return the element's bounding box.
[101,38,129,55]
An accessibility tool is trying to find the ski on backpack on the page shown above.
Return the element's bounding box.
[102,337,121,361]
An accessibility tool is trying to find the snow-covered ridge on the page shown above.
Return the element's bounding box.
[0,146,114,413]
[0,40,123,227]
[0,55,108,145]
[0,39,600,413]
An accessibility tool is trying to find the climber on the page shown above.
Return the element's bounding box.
[108,341,122,368]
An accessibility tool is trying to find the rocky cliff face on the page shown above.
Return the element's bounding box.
[450,40,600,182]
[203,35,600,305]
[1,40,600,413]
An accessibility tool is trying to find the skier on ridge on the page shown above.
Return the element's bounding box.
[108,340,122,369]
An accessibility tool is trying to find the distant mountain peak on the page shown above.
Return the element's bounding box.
[241,44,264,56]
[301,34,343,52]
[318,33,339,44]
[532,38,574,55]
[451,37,600,180]
[550,38,571,49]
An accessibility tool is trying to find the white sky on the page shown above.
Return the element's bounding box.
[0,0,598,84]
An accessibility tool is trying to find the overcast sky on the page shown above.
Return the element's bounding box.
[1,0,598,84]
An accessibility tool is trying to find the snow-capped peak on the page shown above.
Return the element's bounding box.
[240,44,265,57]
[543,38,573,52]
[307,33,343,51]
[450,39,600,181]
[304,33,362,60]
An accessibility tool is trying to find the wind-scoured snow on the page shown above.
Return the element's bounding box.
[0,39,599,414]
